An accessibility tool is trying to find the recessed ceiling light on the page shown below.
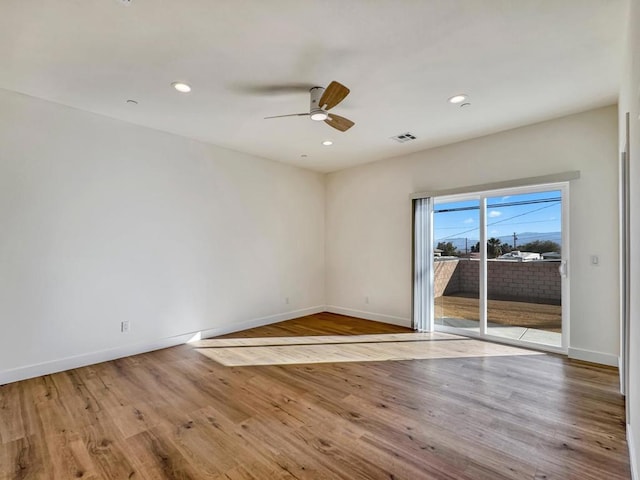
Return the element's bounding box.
[448,94,468,104]
[171,82,192,93]
[322,140,333,146]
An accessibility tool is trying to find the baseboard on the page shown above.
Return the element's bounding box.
[568,347,619,367]
[198,305,325,339]
[325,305,412,328]
[0,333,195,386]
[620,355,626,395]
[629,424,638,480]
[0,305,325,385]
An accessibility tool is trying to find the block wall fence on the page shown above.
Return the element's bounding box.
[434,258,561,303]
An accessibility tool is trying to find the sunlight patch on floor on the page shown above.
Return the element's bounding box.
[192,332,543,367]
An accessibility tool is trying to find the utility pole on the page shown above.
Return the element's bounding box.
[513,232,518,249]
[465,238,468,256]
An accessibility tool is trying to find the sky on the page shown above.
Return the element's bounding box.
[433,190,562,246]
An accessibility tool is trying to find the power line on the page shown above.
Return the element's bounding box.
[437,202,560,241]
[435,218,560,230]
[434,197,560,213]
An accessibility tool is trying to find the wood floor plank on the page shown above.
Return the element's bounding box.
[124,429,214,480]
[0,313,630,479]
[0,383,26,444]
[44,431,100,480]
[0,434,50,480]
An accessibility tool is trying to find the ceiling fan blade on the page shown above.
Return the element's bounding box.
[264,113,310,119]
[319,81,350,110]
[324,113,354,132]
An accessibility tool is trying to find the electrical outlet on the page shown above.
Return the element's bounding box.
[365,296,370,304]
[121,320,130,333]
[285,297,290,304]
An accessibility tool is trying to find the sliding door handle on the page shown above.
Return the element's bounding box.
[558,260,568,278]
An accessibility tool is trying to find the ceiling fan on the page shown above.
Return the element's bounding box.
[264,81,354,132]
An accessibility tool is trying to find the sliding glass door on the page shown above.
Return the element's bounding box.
[423,183,568,352]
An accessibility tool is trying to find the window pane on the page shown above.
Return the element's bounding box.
[433,198,480,333]
[484,190,562,347]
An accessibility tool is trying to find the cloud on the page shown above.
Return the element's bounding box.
[488,210,502,218]
[501,196,511,201]
[463,218,475,224]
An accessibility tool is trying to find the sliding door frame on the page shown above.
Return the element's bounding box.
[415,181,570,354]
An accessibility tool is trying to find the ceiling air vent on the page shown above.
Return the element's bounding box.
[390,132,417,143]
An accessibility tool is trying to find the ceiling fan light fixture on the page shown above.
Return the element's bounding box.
[172,82,192,93]
[310,111,328,121]
[448,94,468,104]
[264,80,354,132]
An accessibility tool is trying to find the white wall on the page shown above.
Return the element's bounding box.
[620,0,640,477]
[0,89,325,383]
[326,106,619,363]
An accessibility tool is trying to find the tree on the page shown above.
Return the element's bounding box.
[487,237,502,258]
[518,240,561,253]
[436,241,459,256]
[470,241,512,256]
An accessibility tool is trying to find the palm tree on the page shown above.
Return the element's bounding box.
[487,237,502,258]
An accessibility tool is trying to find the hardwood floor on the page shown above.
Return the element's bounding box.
[193,332,545,367]
[0,312,630,479]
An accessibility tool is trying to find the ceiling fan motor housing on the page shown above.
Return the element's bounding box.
[309,86,327,120]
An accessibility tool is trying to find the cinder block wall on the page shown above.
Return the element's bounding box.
[458,260,479,293]
[435,259,561,303]
[486,261,561,302]
[434,259,460,297]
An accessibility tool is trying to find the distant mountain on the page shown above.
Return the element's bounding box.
[439,237,478,253]
[509,231,562,248]
[436,232,561,252]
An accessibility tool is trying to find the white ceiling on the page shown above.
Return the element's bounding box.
[0,0,627,172]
